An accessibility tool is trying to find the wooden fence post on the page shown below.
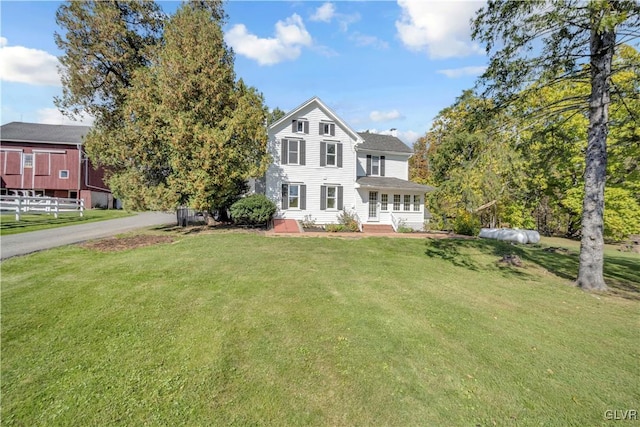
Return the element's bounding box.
[54,198,59,219]
[15,197,21,221]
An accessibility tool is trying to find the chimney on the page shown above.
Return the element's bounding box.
[390,128,397,137]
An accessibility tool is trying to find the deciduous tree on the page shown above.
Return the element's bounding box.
[472,0,640,291]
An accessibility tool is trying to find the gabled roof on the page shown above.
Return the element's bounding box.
[269,96,363,143]
[357,131,412,154]
[356,176,434,192]
[0,122,90,145]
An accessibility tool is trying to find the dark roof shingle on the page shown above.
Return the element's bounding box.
[357,131,412,153]
[356,176,434,192]
[1,122,90,145]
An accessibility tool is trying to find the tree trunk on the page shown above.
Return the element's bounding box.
[577,24,615,291]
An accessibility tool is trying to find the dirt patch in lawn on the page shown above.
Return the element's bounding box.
[81,235,174,252]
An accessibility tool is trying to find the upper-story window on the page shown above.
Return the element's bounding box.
[281,139,306,165]
[23,154,33,168]
[320,142,342,167]
[326,143,336,166]
[292,119,309,134]
[320,122,335,136]
[366,155,385,176]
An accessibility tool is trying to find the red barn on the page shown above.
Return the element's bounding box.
[0,122,114,208]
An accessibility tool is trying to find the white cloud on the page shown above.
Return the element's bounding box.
[37,108,94,126]
[437,65,487,78]
[310,2,336,23]
[225,14,312,66]
[395,0,485,59]
[0,38,61,86]
[370,110,403,122]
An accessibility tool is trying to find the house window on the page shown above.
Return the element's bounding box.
[413,195,421,211]
[366,155,384,176]
[59,170,69,179]
[326,186,337,209]
[288,140,299,164]
[23,154,33,168]
[282,183,306,210]
[393,194,401,211]
[320,122,335,136]
[292,119,309,134]
[326,143,336,166]
[281,139,305,166]
[289,184,300,208]
[404,195,411,211]
[69,191,78,199]
[371,156,380,175]
[381,194,388,211]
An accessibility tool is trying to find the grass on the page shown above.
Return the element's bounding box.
[0,209,134,236]
[1,232,638,426]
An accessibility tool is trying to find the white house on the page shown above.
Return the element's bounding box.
[265,97,433,231]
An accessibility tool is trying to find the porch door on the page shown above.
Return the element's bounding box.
[368,191,378,220]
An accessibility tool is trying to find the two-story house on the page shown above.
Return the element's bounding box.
[0,122,114,208]
[265,97,433,231]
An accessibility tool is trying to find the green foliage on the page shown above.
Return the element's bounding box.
[471,0,640,289]
[2,234,638,425]
[55,0,164,122]
[326,210,360,232]
[501,202,535,230]
[56,1,269,212]
[336,210,360,232]
[453,211,481,236]
[230,194,276,225]
[396,218,414,233]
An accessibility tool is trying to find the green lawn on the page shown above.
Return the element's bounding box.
[1,233,638,426]
[0,209,134,235]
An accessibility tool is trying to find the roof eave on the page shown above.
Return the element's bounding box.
[0,139,83,145]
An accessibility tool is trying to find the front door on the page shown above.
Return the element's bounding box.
[368,191,378,220]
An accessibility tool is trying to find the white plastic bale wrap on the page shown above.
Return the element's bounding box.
[479,228,540,244]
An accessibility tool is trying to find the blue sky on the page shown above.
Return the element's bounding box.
[1,1,488,145]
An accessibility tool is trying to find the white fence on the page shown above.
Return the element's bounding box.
[0,195,84,221]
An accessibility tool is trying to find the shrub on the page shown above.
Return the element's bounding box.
[396,218,413,233]
[326,224,347,232]
[230,194,276,225]
[453,211,481,236]
[336,209,360,232]
[300,215,317,229]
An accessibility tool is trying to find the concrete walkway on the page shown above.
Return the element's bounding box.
[1,211,176,260]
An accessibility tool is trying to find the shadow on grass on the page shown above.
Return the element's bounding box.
[424,238,640,300]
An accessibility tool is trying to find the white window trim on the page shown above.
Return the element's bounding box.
[413,195,421,212]
[296,119,308,134]
[371,155,380,176]
[23,153,34,168]
[288,140,299,165]
[381,194,388,211]
[325,142,337,167]
[59,170,70,179]
[326,185,338,210]
[404,195,411,211]
[288,183,301,210]
[393,194,401,211]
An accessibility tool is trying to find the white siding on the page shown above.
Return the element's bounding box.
[355,152,410,179]
[266,98,426,229]
[266,102,359,224]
